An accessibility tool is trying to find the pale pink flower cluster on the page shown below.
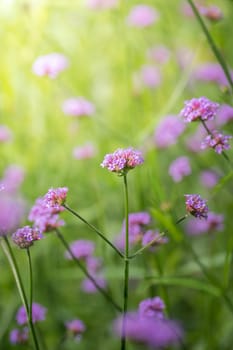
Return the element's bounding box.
[32,53,69,78]
[168,156,191,182]
[73,143,96,160]
[126,5,159,28]
[62,97,95,117]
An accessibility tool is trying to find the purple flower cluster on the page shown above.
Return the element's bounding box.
[16,303,47,325]
[101,148,144,175]
[126,5,159,28]
[185,194,208,219]
[201,131,232,154]
[32,53,69,79]
[62,97,95,117]
[168,156,191,182]
[10,328,29,345]
[193,63,233,88]
[180,97,219,123]
[0,194,25,236]
[186,212,224,236]
[65,240,95,260]
[44,187,68,210]
[0,165,25,194]
[65,319,86,342]
[154,115,185,149]
[12,226,43,249]
[199,170,219,188]
[113,296,183,348]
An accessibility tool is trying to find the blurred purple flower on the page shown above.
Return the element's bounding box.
[16,303,47,325]
[185,194,208,219]
[201,131,232,154]
[12,226,42,249]
[0,125,13,143]
[73,143,96,160]
[1,165,25,194]
[154,115,185,149]
[101,148,144,175]
[216,104,233,125]
[199,170,219,188]
[180,97,219,122]
[186,212,224,235]
[169,156,191,182]
[185,127,206,153]
[126,5,159,27]
[139,296,165,319]
[65,240,95,260]
[86,0,118,10]
[32,53,69,78]
[86,256,103,274]
[0,194,25,236]
[137,65,162,88]
[142,230,168,250]
[81,276,107,293]
[62,97,95,117]
[10,328,29,345]
[65,319,86,341]
[147,45,170,64]
[193,63,233,87]
[201,5,223,21]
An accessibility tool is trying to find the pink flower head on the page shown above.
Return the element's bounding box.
[65,240,95,260]
[137,65,162,88]
[32,53,69,79]
[202,5,223,21]
[86,256,102,274]
[62,97,95,117]
[199,170,219,188]
[86,0,118,10]
[16,303,47,325]
[73,143,96,160]
[1,165,25,194]
[0,194,25,236]
[44,187,68,211]
[101,147,144,175]
[10,328,29,345]
[139,296,165,319]
[180,97,219,122]
[12,226,42,249]
[193,63,233,87]
[81,276,107,293]
[0,125,13,143]
[126,5,159,28]
[147,45,170,64]
[154,115,185,149]
[186,212,224,236]
[142,230,168,249]
[168,156,191,182]
[201,131,232,154]
[216,104,233,125]
[66,319,86,339]
[185,194,208,219]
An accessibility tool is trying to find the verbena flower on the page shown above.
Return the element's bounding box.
[10,328,29,345]
[186,212,224,235]
[193,63,233,87]
[32,53,69,78]
[180,97,219,122]
[147,45,170,64]
[66,319,86,341]
[142,230,168,250]
[0,194,25,236]
[101,148,144,175]
[16,303,47,325]
[154,115,185,148]
[185,194,208,219]
[73,143,96,160]
[12,226,42,249]
[81,276,107,294]
[139,297,165,319]
[65,240,95,260]
[168,156,191,182]
[44,187,68,210]
[199,170,219,188]
[1,165,25,194]
[62,97,95,117]
[201,131,232,154]
[126,5,159,27]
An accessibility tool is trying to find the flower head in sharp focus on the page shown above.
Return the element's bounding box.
[10,328,29,345]
[32,53,69,79]
[12,226,43,249]
[126,5,159,28]
[180,97,219,123]
[16,303,47,325]
[101,148,144,175]
[139,296,166,319]
[185,194,208,219]
[66,319,86,342]
[44,187,68,211]
[201,131,232,154]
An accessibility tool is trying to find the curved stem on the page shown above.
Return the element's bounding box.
[121,175,130,350]
[27,249,33,322]
[55,229,122,312]
[63,204,124,259]
[187,0,233,93]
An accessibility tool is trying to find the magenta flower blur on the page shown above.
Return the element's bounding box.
[0,125,13,143]
[139,296,165,319]
[201,131,232,154]
[86,0,118,10]
[101,148,144,175]
[126,5,159,27]
[154,115,185,148]
[44,187,68,210]
[147,45,170,64]
[12,226,42,249]
[16,303,47,325]
[86,256,102,274]
[10,328,29,345]
[193,63,233,87]
[186,212,224,236]
[138,65,162,88]
[32,53,69,78]
[0,194,25,236]
[73,143,96,160]
[65,240,95,260]
[185,194,208,219]
[1,165,25,194]
[168,156,191,182]
[180,97,219,122]
[66,319,86,341]
[142,230,168,250]
[199,170,219,188]
[216,104,233,125]
[202,5,223,21]
[81,276,107,294]
[62,97,95,117]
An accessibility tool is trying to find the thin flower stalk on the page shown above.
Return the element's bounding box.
[55,229,122,312]
[129,232,165,259]
[62,204,124,259]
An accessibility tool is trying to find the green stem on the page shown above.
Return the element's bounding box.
[27,249,33,322]
[129,232,165,259]
[187,0,233,92]
[63,204,124,259]
[55,229,122,312]
[121,175,130,350]
[1,237,40,350]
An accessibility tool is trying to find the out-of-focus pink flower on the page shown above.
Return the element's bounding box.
[62,97,95,117]
[199,170,219,188]
[81,276,107,293]
[0,194,25,236]
[16,303,47,325]
[32,53,69,79]
[185,127,206,153]
[176,47,195,69]
[86,0,118,10]
[193,63,233,87]
[201,5,223,21]
[126,5,159,28]
[0,125,13,143]
[10,328,29,345]
[142,230,168,250]
[1,165,25,194]
[139,296,165,319]
[168,156,191,182]
[73,143,96,160]
[215,104,233,125]
[136,65,162,88]
[154,115,185,149]
[65,240,95,260]
[86,256,102,274]
[147,45,170,64]
[186,212,224,235]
